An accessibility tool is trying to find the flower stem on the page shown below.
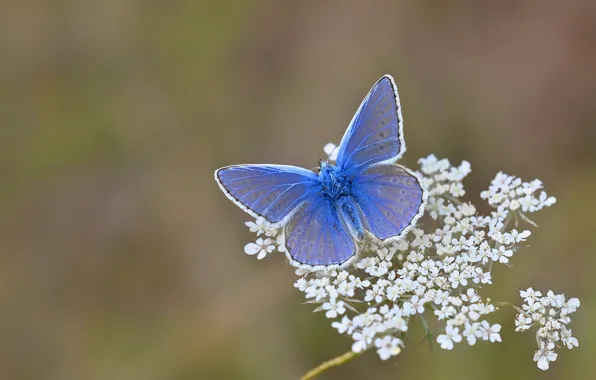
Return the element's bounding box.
[495,301,524,314]
[299,350,360,380]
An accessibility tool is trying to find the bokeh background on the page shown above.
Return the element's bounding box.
[1,1,594,379]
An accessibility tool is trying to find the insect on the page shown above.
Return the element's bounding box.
[214,75,427,270]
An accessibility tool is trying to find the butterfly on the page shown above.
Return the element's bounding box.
[215,75,427,270]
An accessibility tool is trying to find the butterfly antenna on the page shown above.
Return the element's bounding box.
[312,159,322,172]
[329,144,339,158]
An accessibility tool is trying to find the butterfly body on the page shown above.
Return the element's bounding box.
[215,75,427,270]
[318,161,364,239]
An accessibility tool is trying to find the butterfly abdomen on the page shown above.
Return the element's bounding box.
[317,163,364,240]
[338,198,365,240]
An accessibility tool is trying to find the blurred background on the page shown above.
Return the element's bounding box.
[1,1,594,379]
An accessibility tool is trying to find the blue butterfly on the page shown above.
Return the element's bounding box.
[215,75,427,270]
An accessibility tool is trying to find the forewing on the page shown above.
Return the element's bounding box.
[215,164,320,225]
[336,75,404,172]
[285,196,356,267]
[353,164,426,241]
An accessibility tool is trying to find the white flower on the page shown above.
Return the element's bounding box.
[479,321,501,342]
[387,315,408,332]
[492,246,513,264]
[449,270,468,288]
[561,297,580,315]
[419,154,446,174]
[411,229,430,248]
[520,287,541,300]
[533,341,558,370]
[386,284,402,301]
[435,305,457,320]
[561,328,579,349]
[463,322,480,345]
[364,284,385,303]
[351,331,370,353]
[337,281,355,297]
[245,218,268,235]
[323,143,339,161]
[460,288,480,303]
[427,197,446,219]
[375,336,403,360]
[515,314,532,332]
[505,229,531,244]
[432,225,452,242]
[305,282,328,302]
[403,296,425,316]
[519,196,539,212]
[332,316,355,334]
[294,278,307,291]
[448,296,463,307]
[244,238,275,260]
[349,276,370,289]
[323,300,346,319]
[450,182,465,197]
[433,290,450,305]
[437,325,462,350]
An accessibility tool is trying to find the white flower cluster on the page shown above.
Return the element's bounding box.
[241,145,579,371]
[481,173,556,215]
[515,288,580,370]
[244,219,283,260]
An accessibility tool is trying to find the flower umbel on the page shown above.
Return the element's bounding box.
[516,289,580,370]
[239,145,579,375]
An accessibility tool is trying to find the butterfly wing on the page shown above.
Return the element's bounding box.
[353,164,426,241]
[285,195,356,268]
[215,164,320,226]
[336,75,426,241]
[335,75,405,172]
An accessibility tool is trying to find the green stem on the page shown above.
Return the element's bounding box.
[494,301,524,314]
[299,350,360,380]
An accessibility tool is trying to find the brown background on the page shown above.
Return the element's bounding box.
[0,1,594,379]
